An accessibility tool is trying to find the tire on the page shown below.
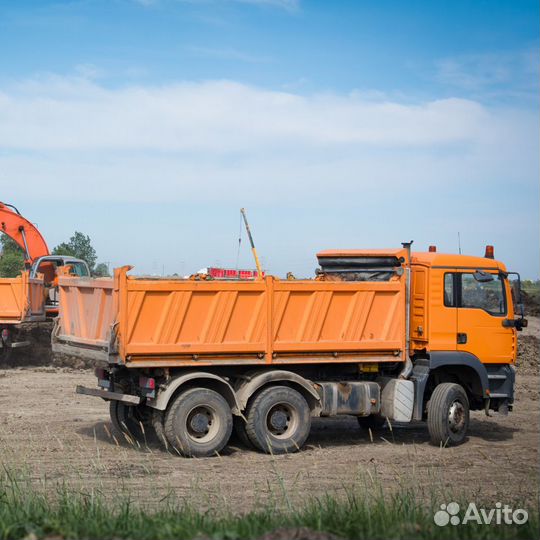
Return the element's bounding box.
[233,415,255,449]
[164,387,233,458]
[151,409,168,449]
[0,332,13,365]
[245,385,311,454]
[427,383,470,446]
[357,414,386,431]
[109,401,153,442]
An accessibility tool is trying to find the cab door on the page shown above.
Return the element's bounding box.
[427,269,458,351]
[456,271,515,364]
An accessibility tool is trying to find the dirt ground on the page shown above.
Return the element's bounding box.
[0,321,538,512]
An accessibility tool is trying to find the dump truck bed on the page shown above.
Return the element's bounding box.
[53,266,406,367]
[0,271,45,324]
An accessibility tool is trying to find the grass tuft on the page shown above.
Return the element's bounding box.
[0,467,537,540]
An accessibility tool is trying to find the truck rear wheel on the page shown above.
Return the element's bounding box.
[109,401,152,442]
[427,383,469,446]
[163,387,233,458]
[245,386,310,454]
[151,409,168,449]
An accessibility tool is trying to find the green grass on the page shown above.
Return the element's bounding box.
[0,467,537,540]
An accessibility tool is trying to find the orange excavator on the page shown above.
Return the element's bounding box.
[0,201,90,357]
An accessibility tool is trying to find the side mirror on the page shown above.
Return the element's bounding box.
[473,270,494,283]
[516,318,528,331]
[507,271,526,320]
[503,318,528,331]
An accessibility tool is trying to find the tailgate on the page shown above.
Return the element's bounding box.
[0,272,45,324]
[52,272,118,361]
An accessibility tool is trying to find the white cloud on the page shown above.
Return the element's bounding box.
[0,77,512,151]
[0,75,536,208]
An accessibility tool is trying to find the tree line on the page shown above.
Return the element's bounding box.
[0,232,110,278]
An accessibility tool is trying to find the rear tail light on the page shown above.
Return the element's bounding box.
[139,376,156,399]
[139,376,155,390]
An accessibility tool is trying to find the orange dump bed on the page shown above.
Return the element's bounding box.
[53,266,406,367]
[0,271,45,324]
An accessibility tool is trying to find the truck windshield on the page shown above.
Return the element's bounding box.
[461,273,506,316]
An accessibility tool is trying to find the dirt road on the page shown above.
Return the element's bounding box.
[0,323,537,512]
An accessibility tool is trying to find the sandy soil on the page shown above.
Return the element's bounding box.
[0,322,537,512]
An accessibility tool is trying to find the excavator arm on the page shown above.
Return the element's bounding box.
[0,202,49,266]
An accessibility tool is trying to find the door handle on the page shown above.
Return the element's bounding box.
[457,333,467,344]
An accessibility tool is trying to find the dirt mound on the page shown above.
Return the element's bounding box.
[1,320,95,370]
[516,334,539,375]
[522,290,540,317]
[1,321,54,367]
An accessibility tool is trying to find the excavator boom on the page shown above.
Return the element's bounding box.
[0,202,49,264]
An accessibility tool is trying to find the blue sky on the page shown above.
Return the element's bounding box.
[0,0,538,277]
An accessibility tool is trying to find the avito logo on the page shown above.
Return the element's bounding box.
[434,502,528,526]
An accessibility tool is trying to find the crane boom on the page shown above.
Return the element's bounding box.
[0,202,49,265]
[240,208,263,279]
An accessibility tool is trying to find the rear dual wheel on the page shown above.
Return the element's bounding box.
[109,401,153,442]
[163,387,233,458]
[245,386,311,454]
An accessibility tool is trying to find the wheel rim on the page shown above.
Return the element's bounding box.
[266,402,298,439]
[186,405,220,443]
[448,400,466,434]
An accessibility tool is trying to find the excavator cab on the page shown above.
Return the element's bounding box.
[30,255,91,315]
[31,256,90,282]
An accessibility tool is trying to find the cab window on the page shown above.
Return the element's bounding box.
[69,262,90,277]
[444,273,455,307]
[460,273,506,316]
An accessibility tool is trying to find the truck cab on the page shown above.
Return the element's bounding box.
[409,247,525,420]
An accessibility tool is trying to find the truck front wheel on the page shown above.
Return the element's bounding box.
[245,386,311,454]
[427,383,469,446]
[163,387,233,457]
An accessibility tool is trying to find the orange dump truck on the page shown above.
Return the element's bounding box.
[54,244,527,457]
[0,270,46,326]
[0,202,90,357]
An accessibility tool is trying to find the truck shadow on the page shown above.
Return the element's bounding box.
[77,415,518,455]
[307,417,518,447]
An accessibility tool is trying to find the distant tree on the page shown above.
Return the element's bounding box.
[53,232,97,271]
[93,262,110,277]
[0,234,24,277]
